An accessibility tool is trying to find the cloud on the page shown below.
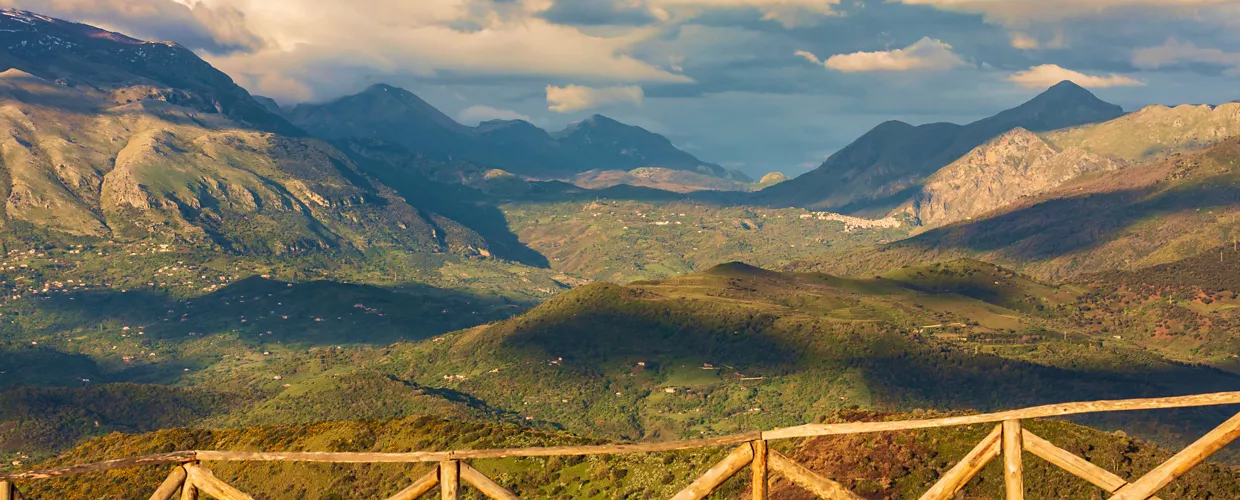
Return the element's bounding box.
[1007,64,1143,88]
[457,105,534,125]
[1133,38,1240,72]
[1009,33,1039,50]
[794,50,822,64]
[540,0,844,27]
[1,0,267,53]
[99,0,693,102]
[800,37,966,73]
[647,0,843,26]
[546,84,644,112]
[895,0,1237,24]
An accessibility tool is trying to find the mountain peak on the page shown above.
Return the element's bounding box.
[1049,79,1086,91]
[1022,79,1116,109]
[363,83,403,94]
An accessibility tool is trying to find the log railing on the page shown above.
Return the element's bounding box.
[3,392,1240,499]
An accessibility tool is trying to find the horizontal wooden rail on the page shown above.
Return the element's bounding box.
[2,452,197,481]
[763,391,1240,439]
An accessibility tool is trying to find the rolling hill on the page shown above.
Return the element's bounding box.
[8,260,1239,466]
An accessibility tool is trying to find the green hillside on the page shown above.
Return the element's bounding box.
[501,197,906,283]
[10,261,1240,466]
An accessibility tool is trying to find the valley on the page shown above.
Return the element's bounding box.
[3,6,1240,498]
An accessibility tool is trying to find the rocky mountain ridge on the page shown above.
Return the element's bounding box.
[757,81,1126,214]
[894,128,1124,228]
[286,84,736,180]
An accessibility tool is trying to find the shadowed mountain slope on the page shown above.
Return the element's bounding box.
[758,81,1125,214]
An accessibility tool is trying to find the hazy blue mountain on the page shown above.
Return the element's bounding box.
[758,80,1125,214]
[288,86,730,179]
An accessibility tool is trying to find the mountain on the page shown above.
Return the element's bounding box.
[288,86,732,180]
[810,135,1240,282]
[569,167,750,193]
[0,9,558,261]
[1045,101,1240,162]
[251,95,284,116]
[286,84,472,161]
[759,81,1125,214]
[894,128,1123,228]
[553,114,731,177]
[0,9,297,136]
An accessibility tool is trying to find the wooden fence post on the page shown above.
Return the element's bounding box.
[440,460,460,500]
[1003,420,1024,500]
[0,480,11,500]
[751,440,768,500]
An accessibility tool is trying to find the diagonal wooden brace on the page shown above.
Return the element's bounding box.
[460,462,520,500]
[149,466,188,500]
[671,443,755,500]
[767,448,864,499]
[919,424,1003,500]
[386,467,441,500]
[183,463,254,500]
[1022,430,1161,500]
[1109,410,1240,500]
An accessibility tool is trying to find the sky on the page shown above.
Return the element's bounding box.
[11,0,1240,177]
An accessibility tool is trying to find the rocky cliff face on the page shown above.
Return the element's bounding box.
[0,70,474,254]
[896,128,1122,229]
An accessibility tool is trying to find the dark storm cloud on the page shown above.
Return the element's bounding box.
[538,0,658,26]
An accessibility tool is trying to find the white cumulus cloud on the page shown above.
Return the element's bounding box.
[546,84,644,112]
[1007,64,1143,89]
[99,0,693,102]
[799,37,966,73]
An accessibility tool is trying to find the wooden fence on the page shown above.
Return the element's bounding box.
[3,392,1240,499]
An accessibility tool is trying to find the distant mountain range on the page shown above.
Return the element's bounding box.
[759,81,1126,215]
[280,84,743,181]
[0,8,744,264]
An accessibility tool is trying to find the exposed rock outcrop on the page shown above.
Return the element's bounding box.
[895,128,1122,229]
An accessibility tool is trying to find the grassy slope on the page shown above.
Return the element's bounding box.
[503,198,906,283]
[7,261,1240,464]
